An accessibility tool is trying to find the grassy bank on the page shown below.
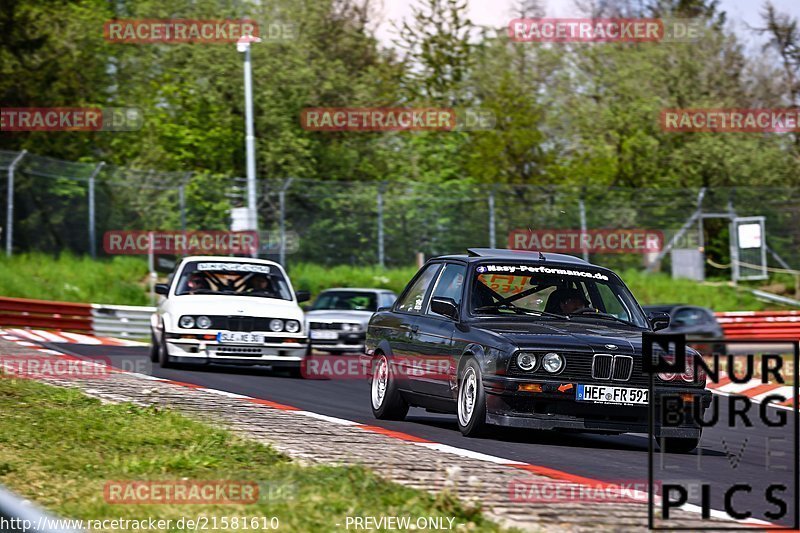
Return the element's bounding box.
[0,253,151,305]
[0,253,775,311]
[0,377,504,532]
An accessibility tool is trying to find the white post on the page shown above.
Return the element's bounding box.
[6,150,27,256]
[238,36,262,233]
[88,162,105,258]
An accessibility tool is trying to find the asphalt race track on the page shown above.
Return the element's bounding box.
[54,342,798,528]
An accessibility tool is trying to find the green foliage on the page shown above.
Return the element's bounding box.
[0,253,772,311]
[0,253,150,305]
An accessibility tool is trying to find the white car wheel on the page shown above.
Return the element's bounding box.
[371,356,389,410]
[458,367,477,426]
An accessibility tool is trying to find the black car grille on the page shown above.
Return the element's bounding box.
[309,322,344,330]
[508,351,649,386]
[204,316,277,332]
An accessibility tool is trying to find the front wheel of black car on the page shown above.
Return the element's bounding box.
[370,354,408,420]
[457,358,487,437]
[660,435,701,454]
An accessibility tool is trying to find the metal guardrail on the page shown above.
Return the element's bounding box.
[716,310,800,340]
[91,304,155,338]
[0,485,83,532]
[0,297,154,339]
[0,297,92,331]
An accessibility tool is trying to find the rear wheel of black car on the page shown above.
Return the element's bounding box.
[457,358,487,437]
[660,435,701,454]
[370,354,408,420]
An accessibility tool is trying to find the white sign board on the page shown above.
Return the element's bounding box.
[737,223,762,249]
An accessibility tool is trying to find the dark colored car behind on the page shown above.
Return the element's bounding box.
[642,304,726,355]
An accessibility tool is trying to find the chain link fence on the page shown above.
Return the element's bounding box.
[2,150,799,275]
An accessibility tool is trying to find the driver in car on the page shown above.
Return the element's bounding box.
[549,287,590,315]
[186,273,211,294]
[247,274,274,295]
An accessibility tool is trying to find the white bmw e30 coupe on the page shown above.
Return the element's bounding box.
[149,256,310,375]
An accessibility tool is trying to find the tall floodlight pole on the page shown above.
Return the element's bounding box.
[237,35,262,234]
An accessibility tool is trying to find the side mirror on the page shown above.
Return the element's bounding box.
[155,283,169,296]
[377,306,391,312]
[648,311,670,331]
[431,297,459,321]
[295,290,311,303]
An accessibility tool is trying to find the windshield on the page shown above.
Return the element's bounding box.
[174,261,292,300]
[311,291,377,311]
[470,263,648,328]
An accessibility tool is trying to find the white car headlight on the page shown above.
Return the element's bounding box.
[285,320,301,333]
[342,323,363,332]
[269,319,284,332]
[542,352,564,373]
[179,316,195,329]
[516,352,537,371]
[196,315,212,329]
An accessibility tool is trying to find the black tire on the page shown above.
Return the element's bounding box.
[659,434,701,454]
[149,331,159,363]
[370,354,409,420]
[457,358,488,437]
[286,366,303,378]
[158,333,174,369]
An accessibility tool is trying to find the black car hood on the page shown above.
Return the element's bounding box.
[475,320,646,354]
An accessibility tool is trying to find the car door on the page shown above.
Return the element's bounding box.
[389,264,442,387]
[410,262,467,398]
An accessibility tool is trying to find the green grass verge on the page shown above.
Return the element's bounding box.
[0,253,778,311]
[0,253,151,305]
[0,377,507,532]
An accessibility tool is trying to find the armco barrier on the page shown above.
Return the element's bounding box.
[716,310,800,340]
[0,296,154,339]
[0,296,93,331]
[91,304,155,338]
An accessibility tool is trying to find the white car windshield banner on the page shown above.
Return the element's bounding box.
[476,264,609,281]
[197,262,271,274]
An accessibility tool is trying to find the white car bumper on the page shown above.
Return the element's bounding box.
[164,337,308,365]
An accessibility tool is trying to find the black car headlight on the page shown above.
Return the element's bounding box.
[178,315,195,329]
[542,352,565,373]
[516,352,537,371]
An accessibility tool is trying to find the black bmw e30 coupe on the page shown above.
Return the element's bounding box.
[365,248,711,452]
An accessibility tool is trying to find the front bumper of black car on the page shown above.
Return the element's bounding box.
[483,376,711,438]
